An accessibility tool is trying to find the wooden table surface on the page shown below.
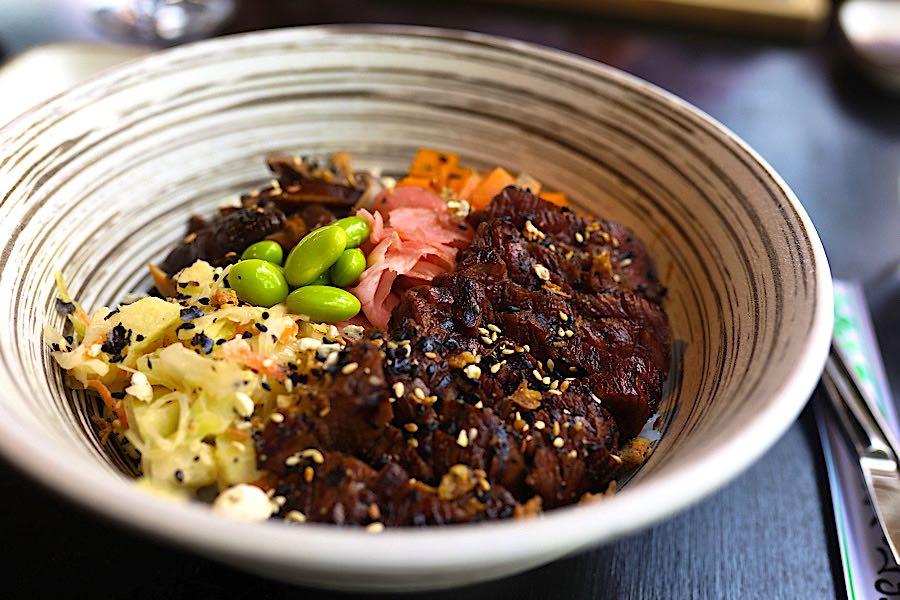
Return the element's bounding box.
[2,1,899,598]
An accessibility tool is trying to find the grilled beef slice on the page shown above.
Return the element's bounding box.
[257,187,670,526]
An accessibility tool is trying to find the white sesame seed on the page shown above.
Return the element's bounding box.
[285,454,301,466]
[414,388,425,400]
[457,429,469,448]
[559,312,569,322]
[553,437,565,448]
[285,510,306,523]
[534,420,546,430]
[487,324,501,333]
[404,423,419,433]
[474,401,484,409]
[567,449,578,458]
[478,327,490,336]
[547,358,555,371]
[469,428,478,441]
[611,454,623,464]
[565,329,575,337]
[533,369,543,381]
[234,392,255,417]
[392,382,405,398]
[341,362,359,375]
[490,363,502,374]
[300,448,325,464]
[366,522,385,533]
[270,412,284,423]
[532,263,551,281]
[575,232,584,243]
[464,364,482,380]
[480,336,493,345]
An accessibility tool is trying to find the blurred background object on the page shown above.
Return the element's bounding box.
[90,0,236,43]
[839,0,900,92]
[496,0,830,38]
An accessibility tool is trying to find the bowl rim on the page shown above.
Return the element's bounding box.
[0,24,833,575]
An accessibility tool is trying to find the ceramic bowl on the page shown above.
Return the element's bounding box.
[0,26,832,592]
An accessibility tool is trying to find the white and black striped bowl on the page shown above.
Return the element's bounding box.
[0,26,832,591]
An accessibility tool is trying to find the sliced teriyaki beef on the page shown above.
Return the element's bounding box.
[257,342,517,525]
[257,186,671,526]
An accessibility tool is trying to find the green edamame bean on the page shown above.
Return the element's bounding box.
[226,260,289,308]
[310,271,331,285]
[330,248,366,287]
[333,216,371,248]
[241,240,283,265]
[286,286,361,323]
[283,225,348,287]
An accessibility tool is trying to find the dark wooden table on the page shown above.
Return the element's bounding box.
[2,2,899,598]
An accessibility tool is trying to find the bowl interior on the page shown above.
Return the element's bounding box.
[0,26,831,591]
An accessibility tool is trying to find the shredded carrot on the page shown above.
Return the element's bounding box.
[224,426,250,441]
[540,191,570,207]
[75,309,91,327]
[85,379,129,428]
[279,322,299,344]
[217,345,286,382]
[470,167,515,211]
[81,335,107,359]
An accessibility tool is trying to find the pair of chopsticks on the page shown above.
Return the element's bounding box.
[822,342,900,565]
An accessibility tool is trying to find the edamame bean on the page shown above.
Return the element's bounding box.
[310,271,331,285]
[283,225,348,287]
[286,286,361,323]
[226,260,289,307]
[330,248,366,287]
[241,240,283,265]
[333,216,371,248]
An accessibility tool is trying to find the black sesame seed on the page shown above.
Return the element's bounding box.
[191,332,215,354]
[174,470,184,483]
[180,306,204,321]
[242,331,253,339]
[111,392,126,400]
[135,334,145,342]
[261,381,272,391]
[261,312,270,320]
[55,299,76,315]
